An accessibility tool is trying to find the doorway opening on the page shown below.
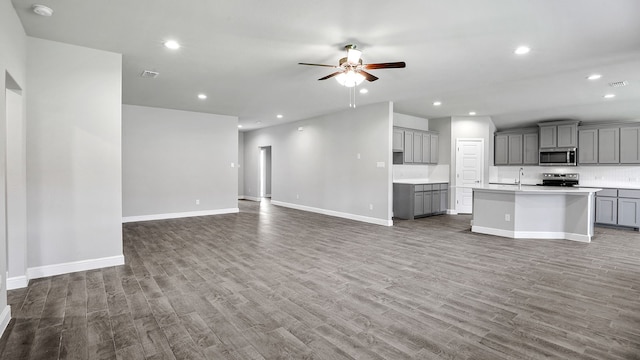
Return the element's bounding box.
[5,71,27,290]
[259,146,272,200]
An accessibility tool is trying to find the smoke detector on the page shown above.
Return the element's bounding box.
[609,80,629,88]
[32,4,54,17]
[140,70,159,79]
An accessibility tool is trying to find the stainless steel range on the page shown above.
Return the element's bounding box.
[541,173,579,187]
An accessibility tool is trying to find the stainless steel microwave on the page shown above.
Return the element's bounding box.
[539,148,577,166]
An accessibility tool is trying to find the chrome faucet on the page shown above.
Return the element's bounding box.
[517,167,524,188]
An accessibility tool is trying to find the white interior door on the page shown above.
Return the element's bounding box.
[455,139,484,214]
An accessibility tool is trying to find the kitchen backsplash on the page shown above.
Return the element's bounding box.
[393,164,450,182]
[490,166,640,188]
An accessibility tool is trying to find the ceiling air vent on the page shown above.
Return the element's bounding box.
[140,70,159,79]
[608,80,629,87]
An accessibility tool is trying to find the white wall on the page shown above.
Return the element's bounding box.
[243,102,393,225]
[122,105,238,220]
[450,116,496,184]
[27,37,123,273]
[394,112,429,131]
[0,0,27,333]
[491,165,640,188]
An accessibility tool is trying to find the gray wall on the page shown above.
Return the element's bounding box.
[243,102,393,223]
[0,0,27,323]
[122,105,238,218]
[27,37,123,269]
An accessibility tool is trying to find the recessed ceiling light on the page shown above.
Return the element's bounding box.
[164,40,180,50]
[276,114,283,119]
[603,94,616,99]
[197,94,207,100]
[514,46,530,55]
[586,74,602,80]
[359,88,369,94]
[32,4,53,16]
[237,125,243,128]
[469,111,477,116]
[256,121,262,124]
[433,101,442,106]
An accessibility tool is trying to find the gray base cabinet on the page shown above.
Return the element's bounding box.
[394,183,448,220]
[595,188,640,230]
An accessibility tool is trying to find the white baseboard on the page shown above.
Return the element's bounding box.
[271,200,393,226]
[28,254,125,280]
[447,209,458,215]
[7,275,28,290]
[471,226,591,243]
[242,196,261,202]
[122,208,239,223]
[0,305,10,338]
[238,195,245,200]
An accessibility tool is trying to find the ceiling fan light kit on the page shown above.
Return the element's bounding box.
[298,44,406,107]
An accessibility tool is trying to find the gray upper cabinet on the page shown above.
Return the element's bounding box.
[393,127,439,165]
[413,132,423,163]
[392,128,404,151]
[539,125,557,148]
[403,130,414,163]
[579,123,640,165]
[523,133,539,164]
[508,134,523,164]
[598,127,620,164]
[538,120,578,149]
[430,133,439,164]
[422,133,431,164]
[578,129,598,164]
[557,123,578,148]
[494,134,509,165]
[494,129,536,166]
[620,126,640,164]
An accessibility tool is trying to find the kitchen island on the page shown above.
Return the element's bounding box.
[471,185,601,242]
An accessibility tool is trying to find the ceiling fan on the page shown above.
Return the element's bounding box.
[299,44,406,87]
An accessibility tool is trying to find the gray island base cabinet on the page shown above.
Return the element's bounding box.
[393,182,448,220]
[471,185,601,242]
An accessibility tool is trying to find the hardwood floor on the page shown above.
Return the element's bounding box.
[2,199,640,359]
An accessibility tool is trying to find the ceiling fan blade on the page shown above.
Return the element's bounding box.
[318,72,343,81]
[363,62,406,70]
[359,70,379,82]
[298,62,339,68]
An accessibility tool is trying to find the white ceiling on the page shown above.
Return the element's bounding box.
[11,0,640,131]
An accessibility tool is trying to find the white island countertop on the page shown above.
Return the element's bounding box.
[473,184,601,194]
[394,179,448,185]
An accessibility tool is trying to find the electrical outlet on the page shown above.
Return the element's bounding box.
[369,204,373,210]
[505,214,511,221]
[231,162,235,168]
[296,194,299,199]
[196,199,200,205]
[377,162,385,168]
[357,153,361,159]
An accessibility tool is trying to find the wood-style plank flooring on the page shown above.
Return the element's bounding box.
[2,200,640,359]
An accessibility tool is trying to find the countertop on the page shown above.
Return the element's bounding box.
[393,179,449,185]
[473,184,601,194]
